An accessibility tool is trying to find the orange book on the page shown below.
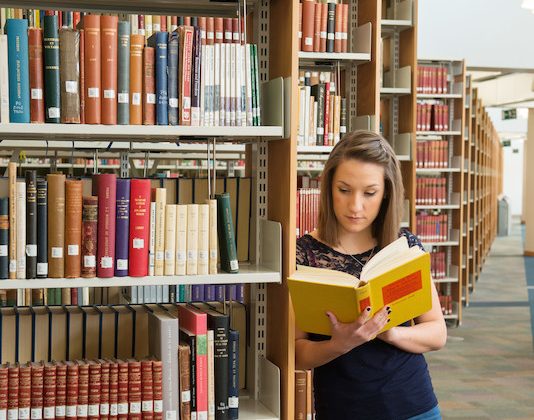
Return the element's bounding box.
[101,15,118,125]
[320,3,328,52]
[79,28,85,124]
[301,0,315,52]
[83,15,102,124]
[65,179,83,278]
[313,2,322,53]
[143,46,155,125]
[130,34,144,125]
[334,3,343,52]
[342,4,349,52]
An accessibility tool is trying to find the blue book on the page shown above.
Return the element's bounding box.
[228,329,240,419]
[115,179,131,276]
[191,284,205,301]
[167,30,179,125]
[6,19,30,123]
[148,31,169,125]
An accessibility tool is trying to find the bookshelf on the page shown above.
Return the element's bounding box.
[462,74,472,306]
[0,1,289,419]
[416,58,465,324]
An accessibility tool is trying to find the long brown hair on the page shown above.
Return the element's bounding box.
[317,130,404,249]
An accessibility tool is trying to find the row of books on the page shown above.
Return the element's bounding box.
[0,302,247,420]
[1,8,246,43]
[294,369,313,420]
[296,188,319,239]
[0,14,262,127]
[416,177,448,206]
[416,66,450,95]
[298,70,347,146]
[416,140,449,168]
[416,103,450,132]
[299,0,350,53]
[415,213,449,243]
[438,292,454,315]
[429,250,447,280]
[0,358,164,420]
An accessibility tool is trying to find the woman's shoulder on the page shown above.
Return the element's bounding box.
[398,228,425,251]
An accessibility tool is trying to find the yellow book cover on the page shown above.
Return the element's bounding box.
[288,236,432,336]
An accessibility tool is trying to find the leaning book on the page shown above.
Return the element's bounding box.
[288,236,432,336]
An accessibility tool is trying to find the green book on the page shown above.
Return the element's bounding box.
[43,14,61,123]
[216,193,239,273]
[117,21,130,125]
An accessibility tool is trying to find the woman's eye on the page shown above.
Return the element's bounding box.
[365,191,376,197]
[338,188,349,194]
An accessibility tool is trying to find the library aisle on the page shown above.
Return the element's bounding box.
[425,218,534,419]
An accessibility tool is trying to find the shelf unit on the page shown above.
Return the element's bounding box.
[462,75,472,305]
[0,1,290,419]
[416,58,465,324]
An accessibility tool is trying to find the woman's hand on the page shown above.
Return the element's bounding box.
[326,305,390,354]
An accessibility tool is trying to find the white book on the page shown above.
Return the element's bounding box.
[186,204,199,275]
[154,188,166,276]
[207,329,215,420]
[0,34,9,123]
[225,44,231,127]
[214,43,221,127]
[253,45,261,125]
[208,44,215,127]
[240,44,247,127]
[230,43,237,126]
[149,201,156,276]
[304,85,311,146]
[235,44,242,127]
[245,45,253,126]
[219,43,226,126]
[164,204,177,275]
[198,204,209,275]
[200,44,206,126]
[0,9,6,35]
[298,87,306,145]
[175,205,188,276]
[207,199,218,274]
[16,181,26,280]
[130,14,139,34]
[312,101,318,146]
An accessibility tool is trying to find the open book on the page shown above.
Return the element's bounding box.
[288,236,432,336]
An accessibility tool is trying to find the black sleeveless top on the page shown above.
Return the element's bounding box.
[296,229,438,420]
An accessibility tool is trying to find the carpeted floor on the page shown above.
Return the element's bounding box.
[425,221,534,419]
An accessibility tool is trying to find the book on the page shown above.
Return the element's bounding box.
[117,20,130,125]
[216,193,238,273]
[115,178,130,277]
[28,28,45,123]
[6,19,30,123]
[96,174,117,278]
[288,236,433,336]
[0,197,8,279]
[83,14,101,124]
[25,172,37,280]
[59,28,80,123]
[129,34,144,125]
[65,179,83,278]
[43,14,61,123]
[47,173,65,279]
[36,179,47,278]
[81,196,98,278]
[101,15,118,125]
[0,34,9,123]
[129,179,151,277]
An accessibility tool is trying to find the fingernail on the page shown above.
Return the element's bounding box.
[366,307,371,312]
[387,319,391,323]
[387,309,392,315]
[386,306,391,311]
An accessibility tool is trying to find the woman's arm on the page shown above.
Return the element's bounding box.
[377,283,447,353]
[295,306,390,370]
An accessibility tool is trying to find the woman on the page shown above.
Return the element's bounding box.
[295,130,447,420]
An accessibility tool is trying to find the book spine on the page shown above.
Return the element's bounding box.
[128,361,142,420]
[175,204,187,276]
[88,363,101,420]
[81,196,98,278]
[0,198,8,279]
[326,2,335,53]
[43,363,57,420]
[191,27,202,126]
[64,179,83,278]
[301,0,314,52]
[0,34,9,123]
[84,15,101,124]
[295,370,307,420]
[76,363,89,419]
[209,315,229,419]
[151,361,163,420]
[0,366,6,420]
[43,15,61,123]
[154,188,166,276]
[28,28,45,123]
[47,173,65,278]
[198,204,209,275]
[101,15,118,125]
[178,344,191,420]
[115,178,130,277]
[59,28,81,123]
[117,20,130,125]
[128,179,151,277]
[208,199,218,274]
[19,364,31,420]
[16,181,26,280]
[179,26,194,125]
[7,365,19,420]
[65,363,78,419]
[8,162,16,279]
[228,330,239,420]
[30,363,44,420]
[117,361,128,420]
[79,28,85,124]
[164,204,176,275]
[140,360,154,420]
[6,19,30,122]
[167,31,179,126]
[54,363,67,420]
[25,171,37,279]
[98,361,110,420]
[150,32,168,125]
[186,204,199,275]
[96,174,117,278]
[216,193,239,273]
[36,180,47,278]
[108,361,119,420]
[148,201,156,276]
[142,47,156,125]
[129,34,144,125]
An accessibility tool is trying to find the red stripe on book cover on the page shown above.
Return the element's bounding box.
[382,271,423,305]
[359,297,370,313]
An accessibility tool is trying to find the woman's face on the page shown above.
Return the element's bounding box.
[331,158,385,237]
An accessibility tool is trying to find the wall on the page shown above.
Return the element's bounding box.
[418,0,534,70]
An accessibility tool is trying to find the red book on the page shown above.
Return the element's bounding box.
[177,305,208,420]
[151,361,163,420]
[301,0,315,52]
[76,361,89,419]
[160,16,167,32]
[73,12,81,29]
[179,26,194,125]
[43,363,57,420]
[231,18,239,44]
[143,47,156,125]
[313,3,322,52]
[98,360,111,420]
[7,364,19,420]
[28,28,45,123]
[107,360,119,420]
[83,15,102,124]
[96,174,117,278]
[128,179,151,277]
[30,362,44,420]
[79,28,86,124]
[334,3,342,52]
[65,361,79,420]
[0,364,7,420]
[19,363,32,420]
[116,360,129,420]
[223,18,232,44]
[88,361,101,420]
[140,360,154,420]
[320,3,328,52]
[55,361,67,420]
[128,360,142,420]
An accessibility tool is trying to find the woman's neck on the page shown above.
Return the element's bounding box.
[335,226,376,255]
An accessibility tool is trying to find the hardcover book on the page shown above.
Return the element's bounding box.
[288,236,432,336]
[43,14,61,123]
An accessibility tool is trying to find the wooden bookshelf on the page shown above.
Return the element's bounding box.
[416,58,465,324]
